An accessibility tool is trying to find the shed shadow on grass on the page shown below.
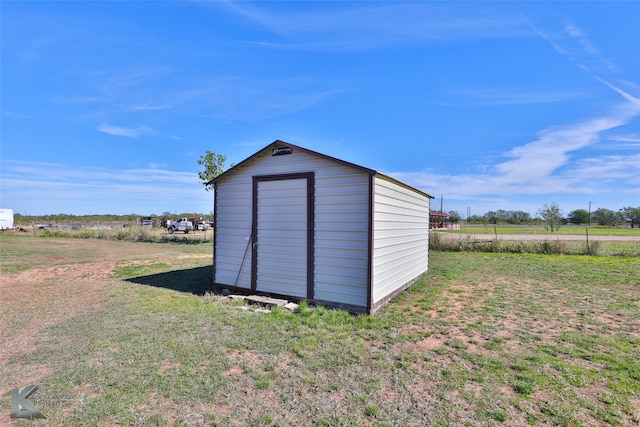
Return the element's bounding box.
[125,266,214,295]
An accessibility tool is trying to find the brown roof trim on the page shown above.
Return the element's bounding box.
[209,140,375,184]
[374,172,434,199]
[209,140,434,199]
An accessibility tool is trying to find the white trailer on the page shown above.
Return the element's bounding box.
[0,209,14,230]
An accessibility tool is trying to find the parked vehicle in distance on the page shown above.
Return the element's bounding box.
[139,216,155,227]
[167,218,194,234]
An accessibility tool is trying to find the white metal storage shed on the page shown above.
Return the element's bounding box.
[210,140,433,314]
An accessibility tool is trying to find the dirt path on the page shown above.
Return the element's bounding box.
[0,238,210,400]
[0,261,121,400]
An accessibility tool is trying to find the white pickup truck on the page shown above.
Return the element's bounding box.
[167,218,194,234]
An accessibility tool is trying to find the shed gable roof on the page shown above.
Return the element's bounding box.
[210,140,433,199]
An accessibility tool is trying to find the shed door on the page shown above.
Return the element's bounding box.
[252,173,314,299]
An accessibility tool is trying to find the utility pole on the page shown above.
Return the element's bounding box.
[586,201,592,255]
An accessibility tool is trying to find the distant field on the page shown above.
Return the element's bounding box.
[433,226,639,257]
[1,236,639,426]
[2,225,213,244]
[448,225,640,236]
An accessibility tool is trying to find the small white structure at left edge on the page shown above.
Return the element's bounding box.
[0,208,14,230]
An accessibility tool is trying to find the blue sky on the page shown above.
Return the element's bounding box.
[1,1,639,217]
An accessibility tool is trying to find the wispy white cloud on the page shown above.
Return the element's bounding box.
[388,106,640,205]
[0,160,211,215]
[2,160,194,185]
[148,162,169,170]
[125,104,170,112]
[212,0,293,37]
[533,21,638,108]
[1,109,33,119]
[494,116,628,182]
[97,123,155,138]
[564,24,601,56]
[532,21,618,75]
[144,75,347,122]
[77,67,344,124]
[211,2,530,51]
[437,18,638,209]
[391,152,640,213]
[570,154,640,185]
[606,134,640,148]
[440,86,589,107]
[49,2,534,128]
[102,68,169,92]
[52,95,111,105]
[1,159,66,169]
[592,76,640,107]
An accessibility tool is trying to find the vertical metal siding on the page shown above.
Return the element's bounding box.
[254,177,309,297]
[372,177,430,305]
[313,173,369,307]
[213,175,254,288]
[214,149,370,308]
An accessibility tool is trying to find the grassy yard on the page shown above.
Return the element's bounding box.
[1,236,639,426]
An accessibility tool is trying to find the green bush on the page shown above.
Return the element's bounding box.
[429,233,613,256]
[33,226,212,245]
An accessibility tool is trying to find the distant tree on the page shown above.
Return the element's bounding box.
[484,211,499,224]
[567,209,590,225]
[619,206,640,228]
[467,214,485,224]
[537,203,563,232]
[448,210,461,223]
[510,210,531,224]
[496,209,509,223]
[592,208,621,226]
[125,214,139,223]
[198,150,233,191]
